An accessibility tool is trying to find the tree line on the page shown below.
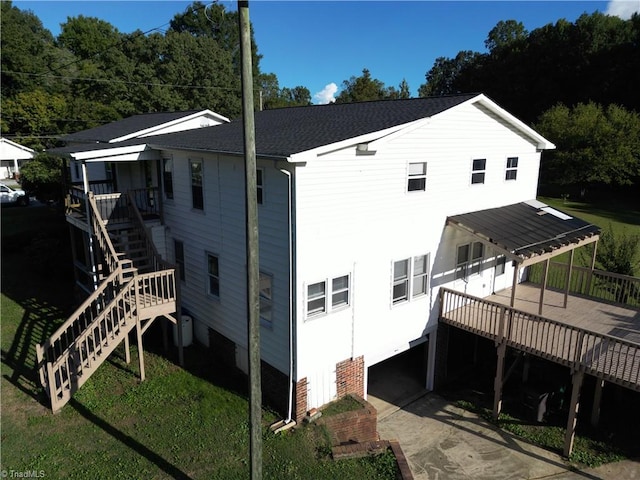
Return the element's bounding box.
[2,2,639,199]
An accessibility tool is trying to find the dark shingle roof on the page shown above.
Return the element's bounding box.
[448,202,601,260]
[61,110,204,143]
[147,94,479,157]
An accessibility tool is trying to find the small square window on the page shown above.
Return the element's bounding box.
[407,162,427,191]
[471,158,486,184]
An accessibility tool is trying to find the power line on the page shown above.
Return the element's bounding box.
[4,70,243,92]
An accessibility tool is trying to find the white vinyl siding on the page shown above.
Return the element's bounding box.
[456,241,484,280]
[259,272,273,327]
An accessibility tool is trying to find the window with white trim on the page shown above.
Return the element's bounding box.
[190,158,203,210]
[407,162,427,191]
[393,254,430,305]
[306,274,351,318]
[307,281,326,317]
[207,253,219,297]
[495,255,506,276]
[456,242,484,280]
[163,156,174,199]
[505,157,518,181]
[471,158,486,184]
[412,255,428,297]
[259,272,272,327]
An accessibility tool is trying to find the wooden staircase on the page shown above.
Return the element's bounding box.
[37,191,178,413]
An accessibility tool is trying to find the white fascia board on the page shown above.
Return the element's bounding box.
[109,110,231,143]
[465,94,556,150]
[1,137,36,154]
[71,144,150,162]
[287,120,426,163]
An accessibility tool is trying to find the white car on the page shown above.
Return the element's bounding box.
[0,182,29,206]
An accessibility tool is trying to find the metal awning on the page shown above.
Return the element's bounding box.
[447,200,600,267]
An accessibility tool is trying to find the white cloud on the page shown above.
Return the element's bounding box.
[605,0,640,19]
[313,83,338,104]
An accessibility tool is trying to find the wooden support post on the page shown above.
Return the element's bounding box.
[591,378,605,427]
[564,249,574,308]
[493,342,507,421]
[539,258,549,315]
[124,334,131,364]
[510,264,519,308]
[586,241,598,295]
[563,370,584,458]
[137,320,146,382]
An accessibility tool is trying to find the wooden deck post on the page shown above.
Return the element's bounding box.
[510,265,520,307]
[590,378,605,427]
[493,342,507,421]
[136,319,146,382]
[538,259,549,315]
[564,250,574,308]
[563,370,584,457]
[124,334,131,364]
[586,241,598,295]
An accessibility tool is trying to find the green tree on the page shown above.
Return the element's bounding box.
[388,79,411,99]
[418,51,482,97]
[594,227,640,276]
[0,1,57,97]
[485,20,528,53]
[535,102,640,196]
[19,153,64,202]
[335,68,394,103]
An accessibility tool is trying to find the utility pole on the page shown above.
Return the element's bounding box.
[238,1,262,479]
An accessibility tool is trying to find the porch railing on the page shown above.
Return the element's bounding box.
[528,262,640,308]
[439,288,640,391]
[66,186,159,222]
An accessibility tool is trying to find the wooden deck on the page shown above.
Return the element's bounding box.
[488,283,640,346]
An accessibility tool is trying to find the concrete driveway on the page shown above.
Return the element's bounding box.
[375,392,640,480]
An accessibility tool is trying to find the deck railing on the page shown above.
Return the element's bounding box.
[36,268,176,412]
[439,288,640,390]
[528,262,640,308]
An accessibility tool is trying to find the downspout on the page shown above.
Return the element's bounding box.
[280,167,295,423]
[81,160,98,291]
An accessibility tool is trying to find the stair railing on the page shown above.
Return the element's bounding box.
[88,192,127,281]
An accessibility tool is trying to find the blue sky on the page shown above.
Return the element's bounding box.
[13,1,640,103]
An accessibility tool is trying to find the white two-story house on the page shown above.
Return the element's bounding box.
[51,93,577,422]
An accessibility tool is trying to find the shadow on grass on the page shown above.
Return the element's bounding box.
[69,398,193,479]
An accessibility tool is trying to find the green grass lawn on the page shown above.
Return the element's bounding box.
[1,206,396,479]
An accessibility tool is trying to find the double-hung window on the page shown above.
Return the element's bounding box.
[163,157,174,199]
[190,159,203,210]
[407,162,427,191]
[495,255,506,276]
[505,157,518,181]
[207,253,219,297]
[306,274,351,318]
[471,158,486,184]
[456,242,484,280]
[393,254,430,305]
[259,272,273,327]
[174,240,185,282]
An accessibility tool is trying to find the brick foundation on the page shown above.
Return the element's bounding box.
[318,394,377,446]
[294,377,308,423]
[336,355,365,399]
